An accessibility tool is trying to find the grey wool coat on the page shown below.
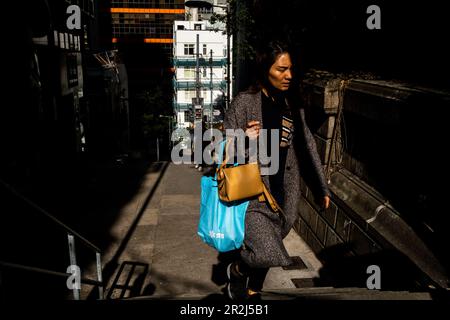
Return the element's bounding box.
[224,89,330,268]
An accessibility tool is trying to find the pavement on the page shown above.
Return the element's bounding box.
[82,162,323,300]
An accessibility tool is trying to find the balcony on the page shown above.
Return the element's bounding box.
[174,80,226,91]
[173,57,227,67]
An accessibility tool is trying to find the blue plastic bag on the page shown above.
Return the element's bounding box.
[197,141,249,252]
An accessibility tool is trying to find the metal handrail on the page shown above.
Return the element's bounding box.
[0,178,104,300]
[1,179,99,252]
[0,261,102,287]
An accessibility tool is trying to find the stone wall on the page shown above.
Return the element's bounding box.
[294,74,450,289]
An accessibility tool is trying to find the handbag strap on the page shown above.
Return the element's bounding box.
[217,138,283,215]
[216,138,235,182]
[216,139,232,185]
[258,182,285,215]
[218,138,232,170]
[218,138,243,170]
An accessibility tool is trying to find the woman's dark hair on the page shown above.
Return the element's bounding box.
[255,41,290,86]
[249,40,304,92]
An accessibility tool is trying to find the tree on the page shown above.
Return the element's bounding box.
[134,84,173,154]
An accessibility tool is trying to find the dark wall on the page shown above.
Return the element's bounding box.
[296,76,450,289]
[1,1,50,185]
[236,0,449,90]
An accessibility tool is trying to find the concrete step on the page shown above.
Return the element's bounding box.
[127,287,433,300]
[261,287,433,300]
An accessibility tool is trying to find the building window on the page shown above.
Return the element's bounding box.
[203,44,207,55]
[184,67,195,78]
[194,24,202,30]
[184,44,194,55]
[177,25,185,30]
[184,90,196,100]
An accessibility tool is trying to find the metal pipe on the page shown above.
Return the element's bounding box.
[169,116,172,151]
[96,252,104,300]
[196,33,201,119]
[157,137,160,161]
[210,49,213,130]
[226,1,231,110]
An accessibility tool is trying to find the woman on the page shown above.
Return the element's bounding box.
[223,41,330,300]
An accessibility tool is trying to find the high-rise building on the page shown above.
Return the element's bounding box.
[173,2,231,129]
[110,0,186,61]
[109,1,187,155]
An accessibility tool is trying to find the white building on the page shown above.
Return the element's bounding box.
[173,2,231,129]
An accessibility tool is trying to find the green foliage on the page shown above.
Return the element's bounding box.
[208,0,257,62]
[230,0,257,61]
[136,85,172,140]
[211,0,311,63]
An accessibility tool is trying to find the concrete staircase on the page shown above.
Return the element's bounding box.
[125,228,436,301]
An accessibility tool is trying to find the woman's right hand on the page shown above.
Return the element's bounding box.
[246,121,261,140]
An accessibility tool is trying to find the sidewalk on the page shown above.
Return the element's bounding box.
[85,162,322,300]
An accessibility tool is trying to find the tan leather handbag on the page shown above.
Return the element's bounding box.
[216,139,264,202]
[217,162,264,202]
[216,140,284,215]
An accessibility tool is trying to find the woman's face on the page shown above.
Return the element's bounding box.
[267,53,293,91]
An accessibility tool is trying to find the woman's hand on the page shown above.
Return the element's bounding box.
[246,121,261,140]
[322,196,330,210]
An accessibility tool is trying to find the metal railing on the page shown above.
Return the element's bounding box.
[174,57,227,67]
[174,80,226,90]
[0,179,104,300]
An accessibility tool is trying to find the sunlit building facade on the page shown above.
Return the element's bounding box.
[172,2,231,129]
